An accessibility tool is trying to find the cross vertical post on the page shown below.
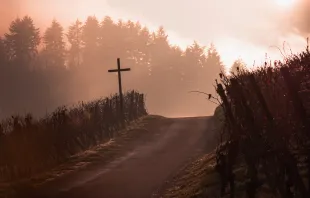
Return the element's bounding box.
[117,58,124,116]
[108,58,131,118]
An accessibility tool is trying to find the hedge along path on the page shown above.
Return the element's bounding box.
[0,90,147,183]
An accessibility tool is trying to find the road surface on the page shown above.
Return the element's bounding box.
[38,116,216,198]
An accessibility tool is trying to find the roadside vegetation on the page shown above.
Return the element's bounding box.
[0,91,147,184]
[163,45,310,198]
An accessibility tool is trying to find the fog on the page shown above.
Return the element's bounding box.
[0,0,309,118]
[3,0,309,63]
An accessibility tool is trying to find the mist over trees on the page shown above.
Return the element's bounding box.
[0,15,225,118]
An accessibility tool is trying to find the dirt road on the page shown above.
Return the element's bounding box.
[38,116,216,198]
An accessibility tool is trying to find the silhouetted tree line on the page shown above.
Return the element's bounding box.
[0,15,224,118]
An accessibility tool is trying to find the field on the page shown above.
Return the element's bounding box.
[0,90,147,183]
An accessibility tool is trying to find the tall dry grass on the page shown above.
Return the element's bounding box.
[0,90,147,182]
[214,48,310,197]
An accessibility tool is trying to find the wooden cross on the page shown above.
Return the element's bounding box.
[108,58,131,116]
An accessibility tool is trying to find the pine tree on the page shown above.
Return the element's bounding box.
[67,19,83,67]
[184,41,207,88]
[99,16,120,65]
[206,43,225,77]
[149,26,170,77]
[169,45,184,84]
[185,41,206,68]
[154,26,169,44]
[43,20,66,67]
[124,20,143,66]
[137,26,152,69]
[4,16,40,66]
[150,26,170,56]
[82,16,100,66]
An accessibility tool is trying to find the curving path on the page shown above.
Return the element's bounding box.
[38,116,216,198]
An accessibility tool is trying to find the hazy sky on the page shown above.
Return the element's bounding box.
[1,0,309,68]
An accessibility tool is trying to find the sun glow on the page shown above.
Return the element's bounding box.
[275,0,295,7]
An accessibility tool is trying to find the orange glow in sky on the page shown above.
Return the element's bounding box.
[4,0,308,70]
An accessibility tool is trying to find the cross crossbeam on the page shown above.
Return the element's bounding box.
[108,68,131,73]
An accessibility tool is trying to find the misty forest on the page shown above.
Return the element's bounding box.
[0,15,223,118]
